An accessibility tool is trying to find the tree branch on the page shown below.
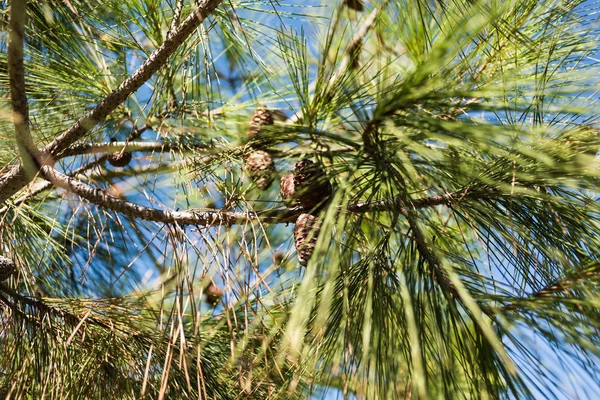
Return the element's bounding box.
[8,0,42,177]
[0,0,223,205]
[45,0,221,157]
[499,264,600,312]
[347,186,500,213]
[59,141,203,157]
[40,166,254,226]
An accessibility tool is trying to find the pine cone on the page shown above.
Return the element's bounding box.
[0,256,15,282]
[107,139,132,167]
[280,172,295,202]
[344,0,364,11]
[247,105,274,137]
[246,150,276,189]
[294,213,321,266]
[108,151,132,167]
[293,159,332,211]
[205,282,224,306]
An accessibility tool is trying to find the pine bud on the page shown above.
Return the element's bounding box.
[245,150,276,189]
[0,256,16,282]
[294,213,321,266]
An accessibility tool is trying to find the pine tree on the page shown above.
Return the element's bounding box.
[1,0,599,398]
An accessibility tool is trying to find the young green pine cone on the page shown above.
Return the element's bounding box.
[294,213,321,266]
[0,256,16,282]
[246,150,276,189]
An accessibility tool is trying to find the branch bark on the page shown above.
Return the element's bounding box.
[41,166,253,226]
[0,0,223,205]
[59,141,204,157]
[8,0,42,178]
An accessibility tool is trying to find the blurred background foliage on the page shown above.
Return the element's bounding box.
[0,0,599,398]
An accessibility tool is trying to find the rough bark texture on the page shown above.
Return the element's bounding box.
[41,166,246,226]
[8,0,42,178]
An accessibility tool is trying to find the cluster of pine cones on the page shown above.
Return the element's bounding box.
[281,159,333,266]
[243,106,333,266]
[244,106,277,189]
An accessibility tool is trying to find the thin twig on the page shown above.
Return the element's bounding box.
[168,0,186,39]
[347,187,500,213]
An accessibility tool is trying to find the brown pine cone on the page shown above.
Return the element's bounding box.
[294,213,321,266]
[107,139,132,167]
[293,159,332,211]
[205,282,224,306]
[0,256,16,282]
[246,150,276,189]
[280,172,295,202]
[108,151,132,167]
[247,105,274,137]
[344,0,363,11]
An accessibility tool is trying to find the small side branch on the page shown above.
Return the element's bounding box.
[45,0,222,157]
[499,264,600,312]
[347,187,499,213]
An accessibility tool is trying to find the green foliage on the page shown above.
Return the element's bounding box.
[0,0,599,398]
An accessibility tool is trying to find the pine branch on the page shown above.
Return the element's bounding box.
[168,0,185,39]
[44,0,221,157]
[59,141,205,157]
[347,186,500,213]
[0,0,224,205]
[8,0,42,177]
[499,264,600,312]
[40,165,252,226]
